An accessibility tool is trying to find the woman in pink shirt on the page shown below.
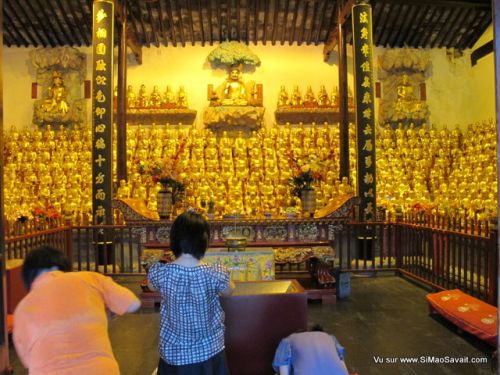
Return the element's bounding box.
[13,246,141,375]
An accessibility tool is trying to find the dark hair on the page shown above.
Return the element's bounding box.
[311,324,324,332]
[170,210,210,259]
[22,246,70,290]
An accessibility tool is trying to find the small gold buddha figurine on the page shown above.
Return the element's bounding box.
[277,85,289,107]
[116,179,131,199]
[42,71,69,114]
[163,85,176,106]
[177,86,188,108]
[317,85,329,106]
[126,85,136,108]
[290,86,302,107]
[136,84,148,108]
[303,86,317,106]
[149,85,163,108]
[221,67,248,106]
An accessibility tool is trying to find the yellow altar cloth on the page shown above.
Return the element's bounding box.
[141,249,274,282]
[205,250,274,281]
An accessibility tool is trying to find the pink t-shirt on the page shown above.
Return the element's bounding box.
[13,271,139,375]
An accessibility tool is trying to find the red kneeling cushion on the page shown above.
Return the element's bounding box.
[426,289,497,347]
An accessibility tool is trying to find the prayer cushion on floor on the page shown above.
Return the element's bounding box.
[426,289,497,347]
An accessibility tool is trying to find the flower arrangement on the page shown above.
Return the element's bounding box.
[32,205,61,220]
[207,41,261,69]
[288,153,325,197]
[136,138,187,203]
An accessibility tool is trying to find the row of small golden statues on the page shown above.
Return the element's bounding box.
[123,84,189,109]
[277,85,354,110]
[3,120,497,222]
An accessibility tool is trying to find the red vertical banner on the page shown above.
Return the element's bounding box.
[352,3,376,222]
[92,0,114,226]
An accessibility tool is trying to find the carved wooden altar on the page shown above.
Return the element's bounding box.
[112,194,357,247]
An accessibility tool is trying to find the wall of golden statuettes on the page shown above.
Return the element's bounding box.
[3,120,497,223]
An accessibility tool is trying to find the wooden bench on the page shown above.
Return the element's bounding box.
[426,289,497,347]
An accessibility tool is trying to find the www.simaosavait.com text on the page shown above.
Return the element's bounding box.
[373,356,488,365]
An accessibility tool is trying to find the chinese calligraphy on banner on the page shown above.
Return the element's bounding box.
[352,3,377,221]
[92,1,114,226]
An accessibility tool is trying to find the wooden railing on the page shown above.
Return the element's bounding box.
[4,217,498,304]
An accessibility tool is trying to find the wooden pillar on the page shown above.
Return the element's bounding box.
[0,0,10,371]
[493,0,500,354]
[352,0,376,221]
[338,4,349,180]
[92,0,114,226]
[116,0,127,183]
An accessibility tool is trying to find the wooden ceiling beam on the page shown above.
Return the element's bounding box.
[157,0,171,46]
[43,0,73,45]
[4,11,28,47]
[374,3,390,45]
[218,0,224,42]
[452,8,477,49]
[263,0,270,44]
[313,0,326,45]
[409,6,439,47]
[290,0,299,44]
[271,0,280,45]
[392,4,415,46]
[115,0,143,64]
[435,7,461,47]
[253,0,258,45]
[56,0,85,45]
[280,0,290,45]
[27,0,63,46]
[297,0,309,46]
[71,0,91,45]
[245,0,250,43]
[7,1,46,47]
[198,0,206,46]
[379,4,404,46]
[419,6,444,47]
[441,7,470,47]
[463,10,491,49]
[403,6,429,46]
[323,0,355,60]
[165,0,178,46]
[186,0,196,46]
[173,0,186,46]
[146,2,160,47]
[207,0,214,45]
[236,0,242,41]
[306,0,319,45]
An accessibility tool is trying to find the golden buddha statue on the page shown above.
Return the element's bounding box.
[116,179,131,199]
[163,85,176,106]
[290,86,302,106]
[221,67,248,106]
[303,86,317,106]
[277,85,289,107]
[177,86,188,108]
[42,71,69,114]
[136,84,148,108]
[317,85,329,106]
[126,85,136,108]
[149,85,163,108]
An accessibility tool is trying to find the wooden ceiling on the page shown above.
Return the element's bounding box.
[3,0,492,51]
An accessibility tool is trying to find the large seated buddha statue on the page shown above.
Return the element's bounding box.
[204,66,264,129]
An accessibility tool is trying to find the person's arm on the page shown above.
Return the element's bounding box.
[97,273,141,315]
[278,365,290,375]
[220,279,235,296]
[13,311,31,369]
[272,338,292,374]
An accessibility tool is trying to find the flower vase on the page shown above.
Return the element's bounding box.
[157,184,173,219]
[300,189,316,217]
